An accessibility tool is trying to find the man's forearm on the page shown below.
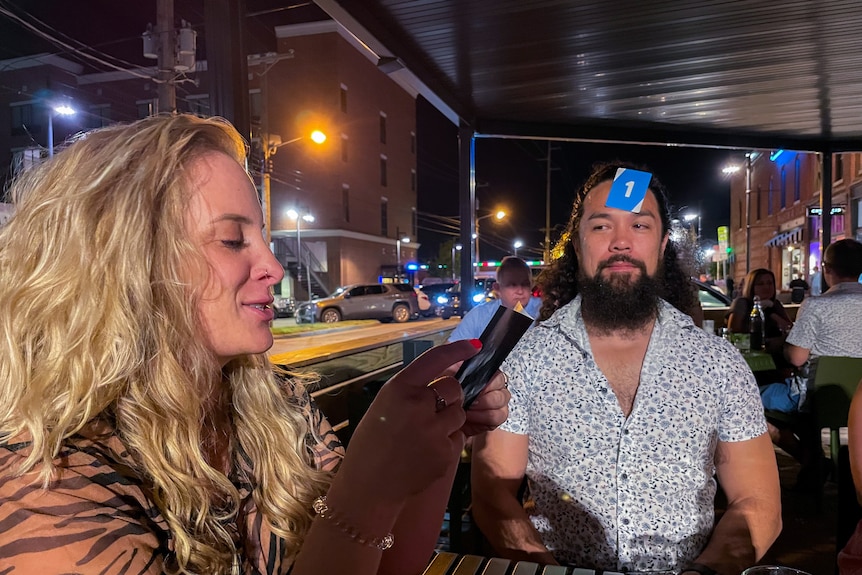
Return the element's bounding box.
[690,499,782,574]
[471,489,557,565]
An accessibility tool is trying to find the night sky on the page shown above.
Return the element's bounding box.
[416,97,738,263]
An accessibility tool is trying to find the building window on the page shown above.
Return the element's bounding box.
[342,185,350,222]
[10,103,35,136]
[11,147,42,176]
[340,85,348,113]
[835,154,844,182]
[136,99,157,119]
[767,179,773,216]
[380,155,388,187]
[411,169,416,192]
[341,134,348,162]
[379,113,387,144]
[380,198,388,236]
[249,90,262,122]
[756,184,762,220]
[86,105,111,129]
[794,157,801,202]
[410,131,416,154]
[185,95,210,117]
[780,170,787,209]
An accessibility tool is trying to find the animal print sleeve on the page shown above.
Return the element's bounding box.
[0,440,169,574]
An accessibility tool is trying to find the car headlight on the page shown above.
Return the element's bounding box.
[472,293,485,303]
[436,295,448,304]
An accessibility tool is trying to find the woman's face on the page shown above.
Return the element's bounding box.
[752,272,776,301]
[185,152,285,366]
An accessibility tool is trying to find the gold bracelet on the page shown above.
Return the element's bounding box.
[312,496,395,550]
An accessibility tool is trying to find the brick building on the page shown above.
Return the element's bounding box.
[727,150,862,293]
[0,21,419,300]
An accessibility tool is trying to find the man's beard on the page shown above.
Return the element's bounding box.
[578,255,664,333]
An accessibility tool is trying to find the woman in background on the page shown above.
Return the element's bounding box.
[728,268,794,380]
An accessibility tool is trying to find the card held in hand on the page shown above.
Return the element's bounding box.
[455,303,534,408]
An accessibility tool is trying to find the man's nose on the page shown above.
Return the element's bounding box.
[610,228,633,251]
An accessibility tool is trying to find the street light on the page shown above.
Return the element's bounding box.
[261,130,326,243]
[513,240,523,258]
[287,208,315,300]
[396,236,410,281]
[47,103,75,158]
[722,153,754,276]
[475,209,506,265]
[451,243,462,281]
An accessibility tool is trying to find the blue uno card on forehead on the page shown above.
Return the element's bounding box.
[606,168,651,213]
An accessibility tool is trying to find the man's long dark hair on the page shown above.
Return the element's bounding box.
[537,161,698,321]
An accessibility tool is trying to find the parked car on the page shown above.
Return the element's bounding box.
[272,295,296,318]
[692,278,731,308]
[435,283,496,320]
[294,283,420,324]
[417,282,457,317]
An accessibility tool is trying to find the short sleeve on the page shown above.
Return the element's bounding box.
[715,343,768,442]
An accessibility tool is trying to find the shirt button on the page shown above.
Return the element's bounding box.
[622,518,630,525]
[623,429,629,435]
[621,473,628,480]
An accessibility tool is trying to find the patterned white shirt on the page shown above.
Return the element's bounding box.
[786,282,862,358]
[500,297,766,573]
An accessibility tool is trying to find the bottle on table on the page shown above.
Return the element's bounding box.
[749,295,765,351]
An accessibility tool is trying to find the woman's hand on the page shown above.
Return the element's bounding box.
[333,340,482,505]
[462,370,511,437]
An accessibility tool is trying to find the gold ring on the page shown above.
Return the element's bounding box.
[429,385,447,412]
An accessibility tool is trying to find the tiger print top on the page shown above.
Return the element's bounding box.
[0,392,343,575]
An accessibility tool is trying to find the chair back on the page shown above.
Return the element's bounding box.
[813,356,862,431]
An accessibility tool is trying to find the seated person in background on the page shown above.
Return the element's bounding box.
[838,375,862,574]
[785,239,862,369]
[0,114,510,575]
[471,162,780,575]
[448,255,542,342]
[728,268,795,382]
[765,239,862,479]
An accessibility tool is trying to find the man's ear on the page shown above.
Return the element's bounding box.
[492,281,500,292]
[660,232,669,258]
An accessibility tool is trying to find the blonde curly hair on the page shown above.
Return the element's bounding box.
[0,114,332,574]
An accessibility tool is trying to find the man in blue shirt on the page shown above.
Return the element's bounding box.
[448,256,542,342]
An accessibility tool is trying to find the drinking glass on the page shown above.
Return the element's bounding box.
[741,566,812,575]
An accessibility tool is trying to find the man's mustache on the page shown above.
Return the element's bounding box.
[597,255,648,274]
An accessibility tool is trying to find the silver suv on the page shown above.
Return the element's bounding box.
[295,283,420,324]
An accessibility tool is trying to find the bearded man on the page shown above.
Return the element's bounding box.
[471,163,781,575]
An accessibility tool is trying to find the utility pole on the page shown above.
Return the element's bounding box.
[157,0,176,113]
[544,141,552,263]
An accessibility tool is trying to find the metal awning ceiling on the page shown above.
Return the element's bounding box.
[316,0,862,152]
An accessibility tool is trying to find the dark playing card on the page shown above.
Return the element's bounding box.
[455,304,534,408]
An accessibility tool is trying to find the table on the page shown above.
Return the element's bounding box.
[742,350,777,373]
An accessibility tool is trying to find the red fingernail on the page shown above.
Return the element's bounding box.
[469,339,482,350]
